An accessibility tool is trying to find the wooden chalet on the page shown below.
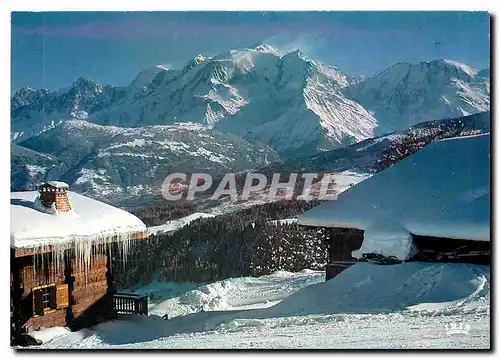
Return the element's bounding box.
[10,182,148,344]
[298,134,491,280]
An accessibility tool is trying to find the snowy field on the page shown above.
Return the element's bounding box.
[28,262,490,349]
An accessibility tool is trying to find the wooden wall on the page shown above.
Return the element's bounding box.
[324,228,364,280]
[12,249,111,334]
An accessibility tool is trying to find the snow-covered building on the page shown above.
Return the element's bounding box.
[10,182,147,340]
[298,134,490,280]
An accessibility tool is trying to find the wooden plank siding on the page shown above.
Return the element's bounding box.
[11,242,120,336]
[310,226,490,281]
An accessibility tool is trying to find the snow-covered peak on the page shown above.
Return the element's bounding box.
[373,62,412,87]
[156,65,170,71]
[182,55,208,74]
[442,59,477,77]
[278,49,309,71]
[281,49,308,61]
[251,43,279,54]
[310,61,351,88]
[15,87,37,95]
[68,77,103,95]
[11,46,490,159]
[347,59,490,134]
[130,66,169,88]
[193,55,207,64]
[12,87,49,107]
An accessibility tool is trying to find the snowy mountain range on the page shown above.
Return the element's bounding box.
[11,44,489,157]
[11,44,490,206]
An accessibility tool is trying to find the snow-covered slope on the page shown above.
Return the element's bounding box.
[147,213,215,236]
[30,263,489,349]
[11,144,59,190]
[271,111,490,174]
[298,133,490,242]
[346,60,490,134]
[14,120,279,205]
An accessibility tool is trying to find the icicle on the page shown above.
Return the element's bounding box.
[24,228,140,290]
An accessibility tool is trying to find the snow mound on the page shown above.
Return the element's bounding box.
[149,270,324,318]
[270,262,489,316]
[28,327,72,344]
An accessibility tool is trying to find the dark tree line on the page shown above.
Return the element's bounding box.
[373,118,483,173]
[113,200,326,288]
[131,200,197,226]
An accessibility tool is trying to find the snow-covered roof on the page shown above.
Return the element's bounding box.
[44,181,69,189]
[298,134,490,242]
[11,191,146,249]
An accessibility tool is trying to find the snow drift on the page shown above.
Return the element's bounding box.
[269,262,489,316]
[32,262,489,349]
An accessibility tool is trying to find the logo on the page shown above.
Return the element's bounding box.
[445,322,470,336]
[161,172,341,202]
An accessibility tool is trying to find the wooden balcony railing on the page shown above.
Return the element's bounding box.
[113,293,148,315]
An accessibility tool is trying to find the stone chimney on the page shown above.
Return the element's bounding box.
[38,181,72,213]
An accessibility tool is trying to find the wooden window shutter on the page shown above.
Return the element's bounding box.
[33,290,44,316]
[56,284,69,309]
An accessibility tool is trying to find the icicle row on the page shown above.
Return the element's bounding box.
[28,230,138,288]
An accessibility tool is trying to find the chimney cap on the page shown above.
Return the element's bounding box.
[39,181,69,190]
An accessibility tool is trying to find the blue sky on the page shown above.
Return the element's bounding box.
[11,11,490,92]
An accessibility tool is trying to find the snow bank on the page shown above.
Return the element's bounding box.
[129,280,201,305]
[34,262,489,349]
[148,262,489,321]
[28,327,72,344]
[299,134,490,246]
[149,270,324,318]
[11,191,146,248]
[270,262,489,316]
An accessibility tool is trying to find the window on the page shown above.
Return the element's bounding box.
[33,284,69,316]
[41,287,52,310]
